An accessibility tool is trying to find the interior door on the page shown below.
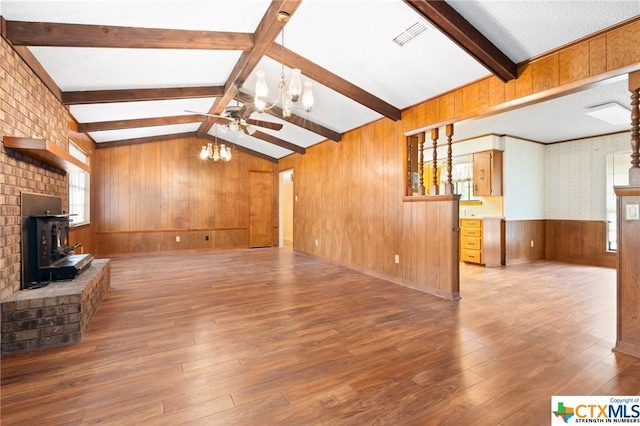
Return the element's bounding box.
[249,171,274,248]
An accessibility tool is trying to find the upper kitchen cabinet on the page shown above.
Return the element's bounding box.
[473,150,502,196]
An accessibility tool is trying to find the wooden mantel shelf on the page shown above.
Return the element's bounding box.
[3,136,90,173]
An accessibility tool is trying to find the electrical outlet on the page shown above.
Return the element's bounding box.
[394,254,400,264]
[530,240,534,247]
[205,235,209,241]
[176,236,180,242]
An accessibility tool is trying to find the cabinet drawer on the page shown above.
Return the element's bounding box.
[461,237,481,250]
[461,227,481,238]
[461,249,482,264]
[460,219,482,229]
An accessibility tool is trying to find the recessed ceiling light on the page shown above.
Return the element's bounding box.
[586,102,630,126]
[393,22,428,47]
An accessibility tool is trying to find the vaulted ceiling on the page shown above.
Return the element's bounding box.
[1,1,639,162]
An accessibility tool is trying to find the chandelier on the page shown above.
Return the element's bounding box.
[254,11,314,118]
[200,128,232,162]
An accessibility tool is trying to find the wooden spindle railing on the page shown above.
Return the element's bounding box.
[407,136,414,195]
[445,124,454,195]
[431,128,439,195]
[630,70,640,185]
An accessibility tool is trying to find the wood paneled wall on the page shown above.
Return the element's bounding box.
[505,220,546,265]
[614,186,640,358]
[69,224,95,257]
[401,196,460,300]
[92,136,276,256]
[279,120,460,299]
[546,220,617,268]
[402,18,640,132]
[280,119,404,280]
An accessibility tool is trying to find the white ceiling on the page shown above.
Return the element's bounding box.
[2,0,639,159]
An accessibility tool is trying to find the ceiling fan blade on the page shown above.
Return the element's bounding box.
[185,110,233,125]
[238,104,255,118]
[184,109,219,118]
[245,118,283,131]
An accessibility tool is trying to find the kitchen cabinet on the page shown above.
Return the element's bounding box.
[460,217,505,267]
[473,150,502,196]
[460,218,483,264]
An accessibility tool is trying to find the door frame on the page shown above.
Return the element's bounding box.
[278,169,294,248]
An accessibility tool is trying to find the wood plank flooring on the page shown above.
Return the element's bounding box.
[2,249,639,425]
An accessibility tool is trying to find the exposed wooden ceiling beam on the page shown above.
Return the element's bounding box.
[94,132,277,162]
[94,132,196,149]
[266,44,401,121]
[3,20,254,50]
[62,86,225,105]
[251,130,305,154]
[235,91,342,142]
[402,0,517,82]
[197,0,303,137]
[78,115,203,133]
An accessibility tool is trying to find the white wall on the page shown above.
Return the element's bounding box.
[546,132,631,220]
[278,169,294,246]
[503,136,547,220]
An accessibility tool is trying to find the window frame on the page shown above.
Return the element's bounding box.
[68,140,90,227]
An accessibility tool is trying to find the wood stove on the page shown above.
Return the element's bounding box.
[27,213,93,284]
[21,193,93,288]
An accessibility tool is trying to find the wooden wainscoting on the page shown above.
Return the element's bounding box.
[92,136,277,256]
[69,224,95,257]
[546,220,616,268]
[401,195,460,300]
[504,220,546,265]
[95,228,247,256]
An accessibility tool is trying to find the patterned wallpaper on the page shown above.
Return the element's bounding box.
[503,137,547,220]
[546,132,632,220]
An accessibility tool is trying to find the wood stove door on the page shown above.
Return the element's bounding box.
[248,171,274,248]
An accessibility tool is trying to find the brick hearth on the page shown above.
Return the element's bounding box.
[0,259,110,355]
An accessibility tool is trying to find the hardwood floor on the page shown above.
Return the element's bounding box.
[2,249,639,425]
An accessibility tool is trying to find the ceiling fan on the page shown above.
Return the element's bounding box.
[186,103,283,135]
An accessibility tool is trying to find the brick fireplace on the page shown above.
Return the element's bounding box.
[1,32,109,355]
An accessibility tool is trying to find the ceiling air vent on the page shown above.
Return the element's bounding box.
[393,22,428,47]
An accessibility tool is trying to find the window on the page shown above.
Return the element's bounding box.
[605,151,630,251]
[68,141,90,226]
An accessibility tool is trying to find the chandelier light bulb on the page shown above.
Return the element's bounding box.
[213,144,220,161]
[289,69,302,102]
[303,81,314,112]
[199,145,208,160]
[226,146,232,161]
[254,70,269,113]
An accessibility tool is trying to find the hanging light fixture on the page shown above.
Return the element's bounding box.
[199,127,232,162]
[254,11,314,118]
